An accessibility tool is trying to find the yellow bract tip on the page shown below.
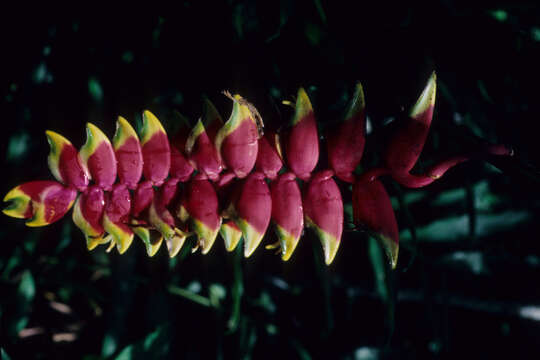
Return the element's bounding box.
[410,72,437,118]
[292,87,313,125]
[141,110,167,145]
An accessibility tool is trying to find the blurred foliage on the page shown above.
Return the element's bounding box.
[1,1,540,359]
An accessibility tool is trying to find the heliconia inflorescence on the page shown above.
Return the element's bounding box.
[3,74,513,268]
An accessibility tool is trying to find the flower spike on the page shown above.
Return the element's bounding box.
[2,78,513,268]
[303,170,343,265]
[327,82,366,183]
[140,110,171,187]
[45,131,89,191]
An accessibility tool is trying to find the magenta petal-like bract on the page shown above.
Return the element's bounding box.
[103,183,134,253]
[215,94,261,178]
[286,88,319,180]
[170,146,194,182]
[391,144,514,188]
[132,180,154,218]
[255,130,283,180]
[303,170,343,265]
[233,172,272,257]
[3,180,77,227]
[352,178,399,268]
[72,185,106,248]
[140,111,171,187]
[46,131,89,191]
[182,175,221,253]
[385,72,436,175]
[185,120,223,181]
[79,124,118,191]
[327,83,366,183]
[113,117,143,190]
[270,172,303,261]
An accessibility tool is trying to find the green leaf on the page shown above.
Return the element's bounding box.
[490,9,508,22]
[13,270,36,333]
[1,348,13,360]
[88,77,103,102]
[114,325,170,360]
[6,132,29,162]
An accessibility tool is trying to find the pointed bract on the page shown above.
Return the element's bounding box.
[215,94,261,178]
[303,170,343,265]
[182,175,222,254]
[103,184,133,254]
[133,226,163,257]
[270,172,303,261]
[113,117,143,190]
[132,181,154,218]
[46,131,89,191]
[286,88,319,180]
[232,172,272,257]
[220,220,243,251]
[170,146,194,182]
[79,123,117,191]
[255,130,283,180]
[327,82,366,183]
[72,185,106,248]
[140,110,171,186]
[202,97,224,142]
[185,120,223,181]
[352,178,399,269]
[385,72,437,174]
[3,181,77,227]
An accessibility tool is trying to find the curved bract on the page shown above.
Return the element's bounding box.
[2,75,513,267]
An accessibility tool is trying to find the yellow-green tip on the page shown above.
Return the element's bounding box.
[141,110,167,145]
[103,214,134,254]
[166,230,188,258]
[318,230,340,265]
[274,224,300,261]
[378,234,399,270]
[113,116,139,150]
[237,219,264,258]
[220,222,243,252]
[87,235,111,251]
[345,82,365,120]
[133,227,164,257]
[2,186,30,219]
[410,71,437,118]
[185,119,206,155]
[292,87,313,126]
[193,218,221,255]
[45,130,71,183]
[79,123,112,170]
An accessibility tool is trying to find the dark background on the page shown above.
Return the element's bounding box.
[1,1,540,359]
